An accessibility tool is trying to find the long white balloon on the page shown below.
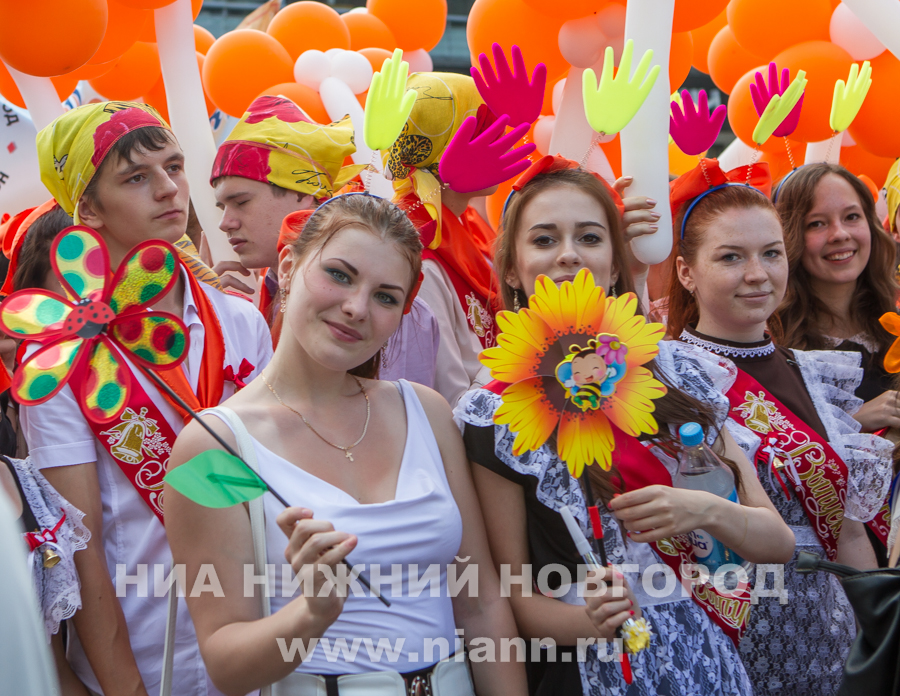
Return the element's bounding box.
[804,137,841,164]
[841,0,900,60]
[717,137,759,171]
[319,76,393,199]
[620,0,675,265]
[4,63,64,132]
[155,0,237,265]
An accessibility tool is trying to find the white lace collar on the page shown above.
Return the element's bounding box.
[679,329,775,359]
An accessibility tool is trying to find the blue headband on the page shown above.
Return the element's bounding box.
[771,165,807,204]
[679,183,752,239]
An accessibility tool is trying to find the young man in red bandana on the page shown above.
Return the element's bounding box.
[212,95,439,386]
[24,102,272,696]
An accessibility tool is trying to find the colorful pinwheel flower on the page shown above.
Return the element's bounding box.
[480,270,666,476]
[0,226,189,423]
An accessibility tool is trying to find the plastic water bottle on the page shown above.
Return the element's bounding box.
[673,422,745,575]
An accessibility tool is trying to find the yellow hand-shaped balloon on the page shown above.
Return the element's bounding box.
[363,48,418,152]
[582,39,660,136]
[752,71,807,146]
[830,61,872,134]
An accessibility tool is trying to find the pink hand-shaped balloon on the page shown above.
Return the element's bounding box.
[471,43,547,129]
[750,62,805,138]
[669,90,726,156]
[439,114,536,194]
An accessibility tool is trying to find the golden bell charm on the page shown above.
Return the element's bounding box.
[42,546,61,568]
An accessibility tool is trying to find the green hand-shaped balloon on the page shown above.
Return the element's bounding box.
[752,70,807,146]
[830,61,872,133]
[364,48,418,152]
[582,39,660,136]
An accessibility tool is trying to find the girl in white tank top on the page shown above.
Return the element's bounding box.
[164,195,527,695]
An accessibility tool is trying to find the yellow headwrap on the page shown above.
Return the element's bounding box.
[36,102,170,224]
[211,96,365,200]
[385,73,484,248]
[884,158,900,233]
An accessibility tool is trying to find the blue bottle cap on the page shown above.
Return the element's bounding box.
[678,422,704,447]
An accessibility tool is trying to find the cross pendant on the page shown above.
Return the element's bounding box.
[345,451,354,462]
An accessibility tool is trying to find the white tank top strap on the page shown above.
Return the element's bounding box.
[393,379,452,492]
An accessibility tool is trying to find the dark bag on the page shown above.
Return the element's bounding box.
[797,551,900,696]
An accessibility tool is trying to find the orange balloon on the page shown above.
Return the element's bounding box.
[193,25,215,55]
[673,0,728,32]
[670,32,694,91]
[70,59,118,81]
[468,0,568,89]
[203,30,294,118]
[758,146,795,183]
[520,0,608,22]
[727,67,767,149]
[256,83,331,125]
[138,0,203,42]
[848,51,900,158]
[342,12,398,52]
[690,8,727,74]
[840,143,897,187]
[707,26,766,94]
[90,0,151,65]
[0,0,107,77]
[117,0,175,9]
[144,52,214,123]
[89,42,161,101]
[727,0,832,61]
[0,63,79,109]
[773,41,853,143]
[359,47,393,73]
[268,2,351,60]
[367,0,447,52]
[357,89,367,110]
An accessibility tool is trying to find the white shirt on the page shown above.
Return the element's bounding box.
[417,259,485,407]
[22,275,273,696]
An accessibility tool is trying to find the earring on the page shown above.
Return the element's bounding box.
[512,290,521,312]
[381,341,389,369]
[280,288,287,313]
[611,285,618,298]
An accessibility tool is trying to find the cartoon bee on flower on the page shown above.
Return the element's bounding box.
[556,334,628,411]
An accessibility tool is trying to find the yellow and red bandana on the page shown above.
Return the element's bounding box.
[36,102,170,223]
[385,72,485,249]
[211,96,364,200]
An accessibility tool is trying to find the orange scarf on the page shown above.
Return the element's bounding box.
[157,267,225,421]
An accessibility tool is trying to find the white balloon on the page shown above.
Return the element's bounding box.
[325,48,346,59]
[597,4,626,37]
[552,78,566,115]
[331,51,373,95]
[620,0,675,265]
[294,50,332,90]
[842,129,856,147]
[533,115,555,155]
[404,49,433,73]
[0,98,48,218]
[841,0,900,61]
[548,68,594,160]
[830,3,885,61]
[2,63,64,132]
[559,16,607,68]
[155,0,235,265]
[347,6,368,13]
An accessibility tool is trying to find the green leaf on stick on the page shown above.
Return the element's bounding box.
[165,450,267,508]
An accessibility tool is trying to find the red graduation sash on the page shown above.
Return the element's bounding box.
[423,249,497,350]
[727,368,847,561]
[484,380,751,645]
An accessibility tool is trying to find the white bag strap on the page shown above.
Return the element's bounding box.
[159,406,272,696]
